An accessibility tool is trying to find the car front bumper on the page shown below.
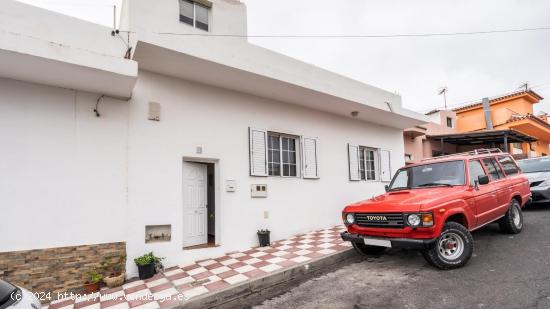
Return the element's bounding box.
[341,232,436,249]
[531,186,550,204]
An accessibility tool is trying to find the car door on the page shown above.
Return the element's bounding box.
[468,159,498,227]
[482,157,509,216]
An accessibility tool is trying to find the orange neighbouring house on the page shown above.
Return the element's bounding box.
[453,90,550,157]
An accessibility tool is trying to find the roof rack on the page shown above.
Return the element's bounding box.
[421,148,502,162]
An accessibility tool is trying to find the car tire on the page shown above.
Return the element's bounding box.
[422,222,474,270]
[352,242,386,256]
[498,199,523,234]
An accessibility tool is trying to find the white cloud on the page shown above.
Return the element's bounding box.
[14,0,550,114]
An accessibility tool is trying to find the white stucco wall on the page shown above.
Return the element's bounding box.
[124,70,405,276]
[0,71,406,278]
[0,78,128,251]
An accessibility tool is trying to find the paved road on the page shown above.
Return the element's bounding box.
[255,205,550,309]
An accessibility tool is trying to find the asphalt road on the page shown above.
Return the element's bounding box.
[255,205,550,309]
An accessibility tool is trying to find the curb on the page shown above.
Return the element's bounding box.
[172,247,361,309]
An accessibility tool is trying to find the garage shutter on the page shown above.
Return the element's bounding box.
[380,150,392,182]
[348,144,360,181]
[249,127,268,176]
[302,137,319,179]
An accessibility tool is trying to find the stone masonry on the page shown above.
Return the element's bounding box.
[0,242,126,301]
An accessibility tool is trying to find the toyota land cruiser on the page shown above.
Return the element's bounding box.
[341,149,531,269]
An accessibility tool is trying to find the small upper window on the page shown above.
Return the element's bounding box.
[446,117,453,128]
[179,0,210,31]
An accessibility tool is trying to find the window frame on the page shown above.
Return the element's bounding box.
[179,0,210,31]
[358,146,379,181]
[467,159,488,186]
[497,155,520,177]
[482,157,505,181]
[446,117,453,128]
[267,132,300,178]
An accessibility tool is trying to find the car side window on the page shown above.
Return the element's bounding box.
[498,156,519,176]
[468,160,487,185]
[482,158,504,180]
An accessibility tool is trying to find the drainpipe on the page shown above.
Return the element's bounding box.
[482,97,493,130]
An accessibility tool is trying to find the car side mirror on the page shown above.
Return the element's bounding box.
[384,185,389,192]
[478,175,490,185]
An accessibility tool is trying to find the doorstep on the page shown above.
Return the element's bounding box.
[44,225,352,309]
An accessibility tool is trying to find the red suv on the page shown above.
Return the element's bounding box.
[341,149,531,269]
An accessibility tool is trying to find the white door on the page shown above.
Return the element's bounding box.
[182,162,208,247]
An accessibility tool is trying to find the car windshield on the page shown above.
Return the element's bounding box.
[518,157,550,173]
[389,160,465,190]
[0,280,17,306]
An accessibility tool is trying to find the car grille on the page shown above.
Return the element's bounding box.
[354,213,405,228]
[531,181,543,187]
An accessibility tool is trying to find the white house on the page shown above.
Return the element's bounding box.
[0,0,426,295]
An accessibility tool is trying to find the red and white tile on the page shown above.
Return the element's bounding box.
[44,225,348,309]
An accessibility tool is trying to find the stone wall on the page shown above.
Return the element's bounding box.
[0,242,126,300]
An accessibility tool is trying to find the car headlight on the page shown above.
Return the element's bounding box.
[407,214,421,226]
[538,180,550,187]
[346,213,355,224]
[407,213,434,227]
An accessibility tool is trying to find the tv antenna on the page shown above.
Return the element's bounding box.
[438,87,448,109]
[518,82,529,91]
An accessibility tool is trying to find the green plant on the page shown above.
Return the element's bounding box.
[134,252,164,268]
[85,269,103,284]
[100,255,126,277]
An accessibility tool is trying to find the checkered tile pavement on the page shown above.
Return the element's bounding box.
[44,226,349,309]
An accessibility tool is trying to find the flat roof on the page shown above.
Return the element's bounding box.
[428,129,537,145]
[132,33,428,129]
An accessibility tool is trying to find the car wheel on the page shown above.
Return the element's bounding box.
[498,199,523,234]
[352,242,386,256]
[422,222,474,270]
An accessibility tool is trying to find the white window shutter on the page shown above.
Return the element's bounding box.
[380,149,392,182]
[302,137,319,179]
[249,127,268,176]
[348,144,360,181]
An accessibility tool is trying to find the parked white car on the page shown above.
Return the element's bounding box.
[518,157,550,205]
[0,280,41,309]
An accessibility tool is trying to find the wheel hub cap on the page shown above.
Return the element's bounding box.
[438,232,465,260]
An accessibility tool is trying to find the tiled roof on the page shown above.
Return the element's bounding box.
[506,113,550,129]
[453,90,544,112]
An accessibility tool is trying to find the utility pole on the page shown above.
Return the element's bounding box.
[438,87,448,109]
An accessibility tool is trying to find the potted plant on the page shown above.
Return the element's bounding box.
[83,269,103,293]
[101,256,126,288]
[257,229,271,247]
[134,252,164,280]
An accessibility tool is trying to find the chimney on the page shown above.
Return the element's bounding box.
[482,97,493,130]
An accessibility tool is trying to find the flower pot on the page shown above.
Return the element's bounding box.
[83,282,100,294]
[137,263,155,280]
[257,231,271,247]
[103,272,125,288]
